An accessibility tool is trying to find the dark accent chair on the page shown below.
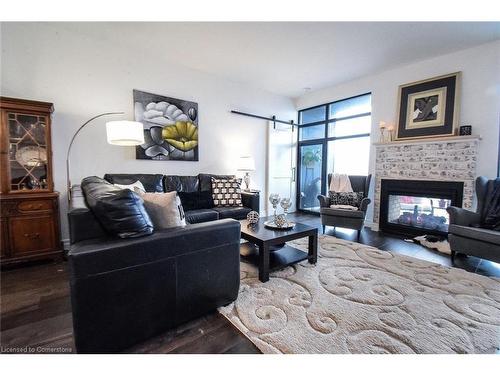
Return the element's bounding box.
[447,176,500,264]
[317,174,372,241]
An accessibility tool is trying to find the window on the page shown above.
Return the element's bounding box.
[328,116,371,138]
[299,105,326,124]
[299,124,325,141]
[297,93,371,212]
[327,137,370,175]
[329,94,371,119]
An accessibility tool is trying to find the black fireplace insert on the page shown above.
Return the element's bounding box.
[379,179,464,237]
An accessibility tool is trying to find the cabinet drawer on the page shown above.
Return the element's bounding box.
[18,200,53,212]
[9,215,56,256]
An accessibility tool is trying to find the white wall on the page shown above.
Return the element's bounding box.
[295,40,500,224]
[0,23,296,240]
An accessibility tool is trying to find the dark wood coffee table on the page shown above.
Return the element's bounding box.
[239,219,318,282]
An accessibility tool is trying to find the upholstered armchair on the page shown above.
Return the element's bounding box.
[317,174,372,241]
[447,176,500,264]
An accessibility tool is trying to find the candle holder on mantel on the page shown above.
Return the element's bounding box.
[386,125,395,142]
[379,121,386,143]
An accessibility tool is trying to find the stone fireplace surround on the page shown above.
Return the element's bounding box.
[372,135,480,231]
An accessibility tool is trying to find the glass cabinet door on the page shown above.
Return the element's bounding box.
[7,112,50,192]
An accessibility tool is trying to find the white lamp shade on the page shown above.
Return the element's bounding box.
[106,121,144,146]
[237,156,256,171]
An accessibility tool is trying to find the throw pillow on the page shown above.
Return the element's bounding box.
[328,191,364,208]
[139,191,186,229]
[178,191,215,211]
[114,180,146,194]
[211,178,243,207]
[81,176,154,238]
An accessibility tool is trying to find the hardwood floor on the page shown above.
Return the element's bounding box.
[0,260,259,354]
[1,211,498,354]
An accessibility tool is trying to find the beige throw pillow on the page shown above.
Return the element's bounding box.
[139,191,186,229]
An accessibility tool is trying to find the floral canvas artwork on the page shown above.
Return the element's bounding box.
[133,89,199,161]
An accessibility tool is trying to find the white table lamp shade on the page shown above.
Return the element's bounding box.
[106,121,144,146]
[237,156,256,171]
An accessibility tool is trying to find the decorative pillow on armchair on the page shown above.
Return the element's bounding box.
[328,191,364,208]
[211,178,243,207]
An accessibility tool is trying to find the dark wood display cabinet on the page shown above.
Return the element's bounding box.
[0,97,62,266]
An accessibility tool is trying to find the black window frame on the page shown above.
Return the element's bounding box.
[296,92,372,213]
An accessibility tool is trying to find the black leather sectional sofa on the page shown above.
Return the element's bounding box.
[68,173,259,244]
[67,173,257,353]
[107,173,259,223]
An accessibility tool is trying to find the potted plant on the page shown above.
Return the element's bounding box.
[302,149,321,168]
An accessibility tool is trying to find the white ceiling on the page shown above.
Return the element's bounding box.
[55,22,500,98]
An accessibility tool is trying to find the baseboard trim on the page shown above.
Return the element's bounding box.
[364,221,379,231]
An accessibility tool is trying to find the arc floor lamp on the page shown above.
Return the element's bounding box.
[66,112,144,202]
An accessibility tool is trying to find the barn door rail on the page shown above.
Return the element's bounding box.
[230,110,297,130]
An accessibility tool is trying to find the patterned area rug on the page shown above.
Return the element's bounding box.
[219,236,500,353]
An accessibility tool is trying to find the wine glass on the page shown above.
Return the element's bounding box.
[268,193,281,221]
[280,198,291,224]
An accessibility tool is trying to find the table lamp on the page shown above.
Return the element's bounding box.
[237,156,255,191]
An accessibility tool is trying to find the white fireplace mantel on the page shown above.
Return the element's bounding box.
[372,135,480,231]
[373,135,481,147]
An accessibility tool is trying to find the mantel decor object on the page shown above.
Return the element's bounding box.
[378,121,386,143]
[395,72,461,141]
[459,125,472,136]
[386,124,395,142]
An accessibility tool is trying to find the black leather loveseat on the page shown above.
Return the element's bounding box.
[67,173,250,353]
